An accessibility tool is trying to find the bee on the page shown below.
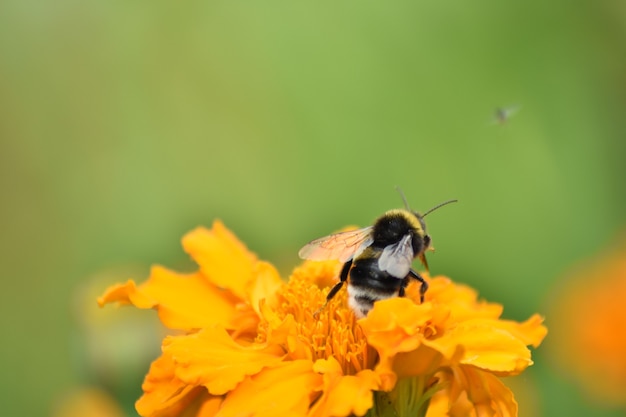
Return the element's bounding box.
[299,191,457,318]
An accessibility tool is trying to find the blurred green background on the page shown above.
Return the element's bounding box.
[1,0,625,416]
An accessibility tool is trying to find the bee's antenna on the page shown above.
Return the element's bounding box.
[395,186,411,211]
[421,199,458,218]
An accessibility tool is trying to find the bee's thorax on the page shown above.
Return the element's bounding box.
[372,209,425,254]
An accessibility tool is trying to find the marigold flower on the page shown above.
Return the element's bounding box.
[52,387,125,417]
[99,220,546,417]
[548,240,626,406]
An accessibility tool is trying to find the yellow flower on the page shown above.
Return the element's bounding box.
[52,387,125,417]
[548,239,626,406]
[99,221,546,417]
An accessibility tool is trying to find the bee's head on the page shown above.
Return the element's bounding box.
[413,212,431,253]
[408,209,428,238]
[395,187,457,252]
[414,211,428,232]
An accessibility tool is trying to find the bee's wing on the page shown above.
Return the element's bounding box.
[298,226,374,263]
[378,234,414,278]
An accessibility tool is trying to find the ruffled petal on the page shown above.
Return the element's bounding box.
[359,297,437,390]
[182,221,258,301]
[135,353,203,417]
[98,266,254,331]
[163,327,285,395]
[359,297,433,355]
[393,343,464,378]
[309,358,380,417]
[427,367,518,417]
[197,397,223,417]
[422,277,504,322]
[216,360,322,417]
[247,261,283,315]
[98,280,151,308]
[496,314,547,348]
[450,366,517,417]
[426,320,536,375]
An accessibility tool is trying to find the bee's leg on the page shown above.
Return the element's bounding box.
[408,269,428,303]
[315,260,352,317]
[326,281,344,302]
[398,277,410,297]
[327,260,352,301]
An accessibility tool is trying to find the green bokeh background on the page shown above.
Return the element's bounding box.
[1,1,625,416]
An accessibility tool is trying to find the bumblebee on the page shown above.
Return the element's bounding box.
[299,195,456,318]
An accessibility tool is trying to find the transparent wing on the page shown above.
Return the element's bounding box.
[490,104,521,125]
[298,226,374,263]
[378,234,414,279]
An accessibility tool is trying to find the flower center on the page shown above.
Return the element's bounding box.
[258,261,377,375]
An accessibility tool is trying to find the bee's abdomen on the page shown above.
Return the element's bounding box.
[348,257,406,317]
[350,258,403,291]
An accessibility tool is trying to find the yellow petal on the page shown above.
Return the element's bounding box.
[323,371,379,416]
[135,353,202,417]
[312,357,343,375]
[393,343,464,378]
[289,259,344,290]
[426,320,536,375]
[497,314,547,348]
[98,266,255,332]
[425,277,504,323]
[98,280,150,308]
[309,358,380,417]
[216,360,322,417]
[247,261,284,315]
[182,221,257,301]
[360,297,433,355]
[51,387,125,417]
[449,366,518,417]
[163,327,285,395]
[197,397,223,417]
[359,298,437,390]
[431,389,477,417]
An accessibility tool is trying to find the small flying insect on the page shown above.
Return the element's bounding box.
[491,104,521,125]
[298,190,457,318]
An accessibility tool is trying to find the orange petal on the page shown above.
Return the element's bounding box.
[309,358,380,417]
[359,298,437,390]
[182,221,258,301]
[393,343,464,378]
[289,259,344,290]
[262,311,313,360]
[197,396,224,417]
[359,297,433,355]
[51,387,125,417]
[98,266,254,331]
[312,357,343,375]
[426,277,504,322]
[448,366,518,417]
[163,327,285,395]
[247,261,284,315]
[135,353,202,417]
[216,360,322,417]
[426,319,541,375]
[98,280,151,308]
[434,389,477,417]
[497,314,547,348]
[321,371,379,417]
